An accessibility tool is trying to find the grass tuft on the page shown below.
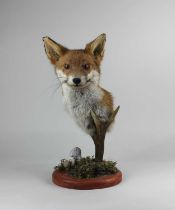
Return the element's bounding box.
[54,156,118,179]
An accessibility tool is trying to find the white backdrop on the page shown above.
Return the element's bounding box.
[0,0,175,210]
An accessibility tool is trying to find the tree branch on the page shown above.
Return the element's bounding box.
[90,106,120,161]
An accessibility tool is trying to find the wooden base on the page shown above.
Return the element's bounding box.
[52,170,122,190]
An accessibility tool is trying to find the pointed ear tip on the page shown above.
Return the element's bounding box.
[100,33,106,39]
[42,36,49,42]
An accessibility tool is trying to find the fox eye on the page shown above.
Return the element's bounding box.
[64,64,70,69]
[82,64,90,70]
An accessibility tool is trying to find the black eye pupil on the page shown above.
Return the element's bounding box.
[64,64,70,69]
[83,64,89,70]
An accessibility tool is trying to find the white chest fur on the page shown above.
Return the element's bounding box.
[61,84,106,136]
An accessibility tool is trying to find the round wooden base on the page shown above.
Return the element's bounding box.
[52,170,122,190]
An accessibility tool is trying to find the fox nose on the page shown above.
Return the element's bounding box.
[73,78,81,85]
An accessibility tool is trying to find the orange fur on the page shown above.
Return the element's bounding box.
[43,34,114,117]
[100,88,113,111]
[56,50,100,76]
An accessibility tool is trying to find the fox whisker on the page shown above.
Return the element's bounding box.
[51,83,62,96]
[57,76,64,78]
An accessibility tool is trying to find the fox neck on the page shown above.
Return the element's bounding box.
[61,82,103,135]
[61,82,104,114]
[61,82,102,100]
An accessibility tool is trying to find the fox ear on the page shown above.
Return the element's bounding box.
[85,33,106,63]
[43,37,68,64]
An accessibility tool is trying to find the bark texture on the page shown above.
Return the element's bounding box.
[91,106,120,161]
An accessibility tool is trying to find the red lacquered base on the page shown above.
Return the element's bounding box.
[52,170,122,190]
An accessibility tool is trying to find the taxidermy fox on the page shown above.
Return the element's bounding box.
[43,34,119,161]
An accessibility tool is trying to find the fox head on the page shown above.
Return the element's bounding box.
[43,34,106,88]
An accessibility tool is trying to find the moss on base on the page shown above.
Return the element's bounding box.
[54,156,118,179]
